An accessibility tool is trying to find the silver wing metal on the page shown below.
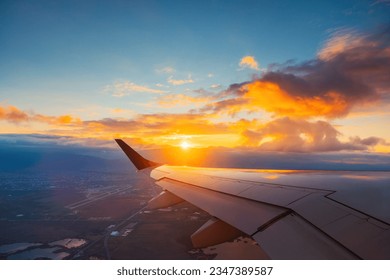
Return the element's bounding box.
[115,139,390,259]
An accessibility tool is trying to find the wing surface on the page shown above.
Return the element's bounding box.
[116,139,390,259]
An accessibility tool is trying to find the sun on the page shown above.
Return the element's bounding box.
[180,140,191,150]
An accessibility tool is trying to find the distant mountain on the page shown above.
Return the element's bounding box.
[0,147,135,173]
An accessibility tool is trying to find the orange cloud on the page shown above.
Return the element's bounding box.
[203,26,390,118]
[2,104,388,152]
[0,105,29,123]
[239,56,260,70]
[32,114,81,125]
[205,81,349,118]
[0,105,82,127]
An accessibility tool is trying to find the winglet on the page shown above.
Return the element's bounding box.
[115,139,161,170]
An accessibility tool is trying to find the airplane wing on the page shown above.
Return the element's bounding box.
[115,139,390,259]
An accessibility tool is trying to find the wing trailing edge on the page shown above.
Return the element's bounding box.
[115,139,161,170]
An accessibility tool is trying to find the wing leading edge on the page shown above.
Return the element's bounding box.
[115,139,390,259]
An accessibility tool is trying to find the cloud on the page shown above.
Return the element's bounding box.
[210,84,221,89]
[33,114,81,125]
[167,75,194,86]
[0,105,29,123]
[203,80,350,118]
[239,56,260,70]
[84,113,228,136]
[1,104,388,153]
[106,81,167,97]
[240,117,389,152]
[204,26,390,118]
[157,94,212,108]
[156,66,176,74]
[0,105,80,125]
[317,29,365,61]
[349,136,389,146]
[110,108,136,117]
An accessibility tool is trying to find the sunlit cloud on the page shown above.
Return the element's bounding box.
[203,81,349,118]
[1,104,388,153]
[317,28,365,61]
[110,108,137,117]
[167,75,194,86]
[0,104,81,126]
[0,105,29,123]
[157,94,212,108]
[204,26,390,118]
[33,114,82,125]
[239,56,260,70]
[105,81,167,97]
[240,117,389,152]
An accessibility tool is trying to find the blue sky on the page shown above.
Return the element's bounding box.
[2,0,388,116]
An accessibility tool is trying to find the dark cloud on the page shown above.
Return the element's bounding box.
[350,136,389,146]
[202,25,390,118]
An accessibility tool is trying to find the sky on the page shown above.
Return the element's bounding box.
[1,0,390,163]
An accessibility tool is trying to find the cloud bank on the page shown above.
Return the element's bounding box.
[204,26,390,118]
[1,103,388,152]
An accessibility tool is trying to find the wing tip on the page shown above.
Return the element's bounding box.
[115,139,161,170]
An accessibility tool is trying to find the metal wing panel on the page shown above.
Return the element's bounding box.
[164,171,253,195]
[323,214,390,259]
[153,166,390,259]
[237,184,312,207]
[289,193,351,227]
[252,213,359,260]
[157,166,320,207]
[157,178,288,235]
[328,184,390,224]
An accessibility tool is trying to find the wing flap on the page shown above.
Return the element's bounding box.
[157,178,288,235]
[252,213,359,259]
[323,214,390,259]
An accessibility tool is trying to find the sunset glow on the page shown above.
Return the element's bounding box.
[0,0,389,160]
[180,141,191,150]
